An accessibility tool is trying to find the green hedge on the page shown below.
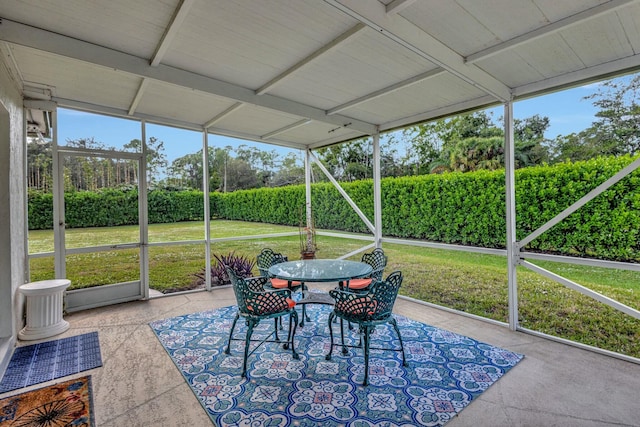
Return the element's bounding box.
[213,155,640,261]
[213,186,305,226]
[28,189,205,229]
[516,156,640,260]
[27,155,640,261]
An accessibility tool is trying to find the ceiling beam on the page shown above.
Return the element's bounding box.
[379,94,498,132]
[23,84,52,100]
[0,19,378,135]
[0,41,27,93]
[255,23,366,95]
[204,102,244,128]
[55,97,204,131]
[512,54,640,99]
[307,129,368,149]
[150,0,197,66]
[324,0,512,102]
[466,0,637,64]
[128,78,149,115]
[386,0,416,15]
[328,67,446,115]
[261,119,312,140]
[54,96,306,149]
[204,127,303,150]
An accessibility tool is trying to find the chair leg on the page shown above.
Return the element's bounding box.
[299,304,307,328]
[390,317,407,367]
[303,283,311,321]
[225,313,240,354]
[298,284,310,326]
[274,318,280,342]
[288,311,299,360]
[325,312,335,360]
[340,318,348,355]
[362,325,371,386]
[242,320,256,378]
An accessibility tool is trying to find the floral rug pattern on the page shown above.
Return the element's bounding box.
[0,376,94,427]
[150,305,523,426]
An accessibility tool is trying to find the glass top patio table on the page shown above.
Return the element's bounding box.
[268,259,373,283]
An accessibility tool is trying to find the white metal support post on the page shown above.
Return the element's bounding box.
[305,149,312,227]
[372,132,382,248]
[51,108,65,279]
[504,102,519,330]
[22,107,29,282]
[203,130,212,291]
[140,121,149,299]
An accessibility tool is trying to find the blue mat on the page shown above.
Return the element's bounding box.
[0,332,102,394]
[150,305,524,426]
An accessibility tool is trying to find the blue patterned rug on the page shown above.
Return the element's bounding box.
[150,305,523,426]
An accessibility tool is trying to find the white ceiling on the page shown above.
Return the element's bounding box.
[1,0,639,149]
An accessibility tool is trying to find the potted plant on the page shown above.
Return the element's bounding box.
[299,204,317,259]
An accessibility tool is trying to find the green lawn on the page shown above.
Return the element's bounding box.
[29,220,640,358]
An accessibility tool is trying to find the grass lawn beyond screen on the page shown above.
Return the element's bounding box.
[28,220,640,359]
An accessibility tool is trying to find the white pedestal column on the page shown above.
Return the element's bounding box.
[18,279,71,341]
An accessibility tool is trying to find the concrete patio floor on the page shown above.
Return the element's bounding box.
[4,284,639,426]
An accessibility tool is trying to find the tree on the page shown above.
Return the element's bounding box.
[548,74,640,162]
[27,139,53,192]
[513,115,551,166]
[448,136,504,172]
[401,124,442,175]
[167,152,203,190]
[224,157,260,191]
[584,74,640,155]
[402,111,504,174]
[380,134,404,178]
[235,144,279,187]
[271,152,305,187]
[315,140,374,182]
[549,129,619,163]
[315,136,400,182]
[413,111,551,173]
[124,137,168,186]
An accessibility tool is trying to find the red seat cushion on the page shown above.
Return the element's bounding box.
[270,278,302,289]
[347,278,372,290]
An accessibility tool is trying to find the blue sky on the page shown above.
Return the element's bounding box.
[56,79,608,166]
[511,84,600,139]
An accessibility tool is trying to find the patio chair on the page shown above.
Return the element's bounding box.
[256,248,310,325]
[225,268,299,377]
[326,270,407,386]
[345,248,388,292]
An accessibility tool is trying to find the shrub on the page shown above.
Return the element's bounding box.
[27,155,640,261]
[194,252,256,287]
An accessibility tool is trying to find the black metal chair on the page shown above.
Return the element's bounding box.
[345,248,388,292]
[326,270,407,386]
[256,248,310,325]
[225,268,299,377]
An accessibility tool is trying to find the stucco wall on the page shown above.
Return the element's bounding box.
[0,60,26,374]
